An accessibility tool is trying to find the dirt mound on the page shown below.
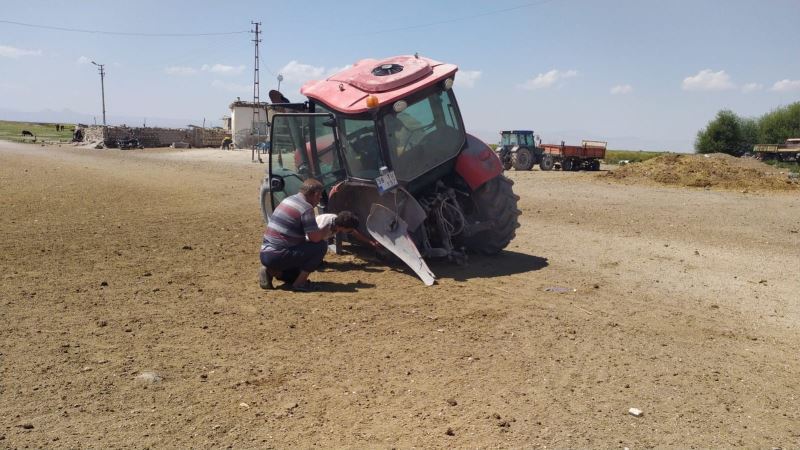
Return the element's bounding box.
[605,153,799,191]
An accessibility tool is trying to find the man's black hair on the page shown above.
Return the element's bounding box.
[334,211,360,229]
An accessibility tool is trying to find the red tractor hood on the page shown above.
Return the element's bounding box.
[301,55,458,114]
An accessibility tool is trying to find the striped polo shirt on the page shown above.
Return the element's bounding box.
[261,193,320,253]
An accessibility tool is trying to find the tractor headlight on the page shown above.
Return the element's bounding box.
[443,77,454,90]
[392,100,408,113]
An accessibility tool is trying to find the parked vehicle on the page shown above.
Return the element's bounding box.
[260,55,521,284]
[541,140,607,171]
[496,130,554,171]
[753,138,800,162]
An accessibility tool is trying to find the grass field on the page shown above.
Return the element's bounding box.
[0,120,75,143]
[764,159,800,174]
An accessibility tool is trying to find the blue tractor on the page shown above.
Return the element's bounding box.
[496,130,554,171]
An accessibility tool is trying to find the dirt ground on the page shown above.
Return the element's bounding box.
[1,141,799,449]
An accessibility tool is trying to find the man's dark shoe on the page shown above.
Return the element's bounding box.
[258,267,274,290]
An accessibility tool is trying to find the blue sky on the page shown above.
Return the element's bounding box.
[1,0,798,151]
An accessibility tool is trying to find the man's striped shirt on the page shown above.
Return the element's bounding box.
[261,193,319,253]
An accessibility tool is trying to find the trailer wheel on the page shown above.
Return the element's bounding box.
[590,160,600,171]
[561,159,573,171]
[513,147,535,171]
[463,176,521,255]
[539,154,554,171]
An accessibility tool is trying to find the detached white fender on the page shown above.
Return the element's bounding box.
[366,204,435,286]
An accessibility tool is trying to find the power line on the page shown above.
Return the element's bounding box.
[0,19,248,37]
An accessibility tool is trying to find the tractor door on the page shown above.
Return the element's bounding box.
[266,113,345,213]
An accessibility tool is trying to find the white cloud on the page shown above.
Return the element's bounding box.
[520,69,578,90]
[211,80,251,92]
[0,44,42,58]
[770,79,800,92]
[741,82,763,93]
[682,69,735,91]
[326,65,352,77]
[76,55,91,64]
[455,70,482,88]
[201,63,246,75]
[165,66,198,76]
[279,60,326,84]
[610,84,633,95]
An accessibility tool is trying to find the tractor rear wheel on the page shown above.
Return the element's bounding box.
[513,147,535,171]
[463,176,521,255]
[539,154,554,171]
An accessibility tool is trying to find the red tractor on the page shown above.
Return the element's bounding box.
[260,55,520,284]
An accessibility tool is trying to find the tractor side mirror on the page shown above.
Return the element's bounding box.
[269,177,285,192]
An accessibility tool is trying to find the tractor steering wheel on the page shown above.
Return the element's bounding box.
[400,123,436,154]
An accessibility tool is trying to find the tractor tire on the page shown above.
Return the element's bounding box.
[561,158,573,171]
[513,147,535,171]
[539,154,554,171]
[259,179,272,225]
[463,176,521,255]
[502,157,513,171]
[590,159,601,171]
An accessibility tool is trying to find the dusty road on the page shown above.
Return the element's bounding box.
[1,141,798,448]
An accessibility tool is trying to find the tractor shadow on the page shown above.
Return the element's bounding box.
[329,245,548,284]
[431,251,549,282]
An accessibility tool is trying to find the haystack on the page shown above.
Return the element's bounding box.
[605,153,799,191]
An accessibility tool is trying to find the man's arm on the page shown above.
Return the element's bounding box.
[350,229,381,249]
[307,228,328,243]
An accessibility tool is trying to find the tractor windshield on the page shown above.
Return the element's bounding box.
[501,133,518,146]
[383,89,464,182]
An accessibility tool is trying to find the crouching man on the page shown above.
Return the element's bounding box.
[259,179,328,292]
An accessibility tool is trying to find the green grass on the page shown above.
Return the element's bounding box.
[763,159,800,174]
[604,149,667,164]
[0,120,76,143]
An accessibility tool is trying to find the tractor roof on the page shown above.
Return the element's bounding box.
[501,130,534,134]
[301,55,457,115]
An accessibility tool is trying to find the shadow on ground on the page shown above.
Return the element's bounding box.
[333,245,548,284]
[432,251,548,281]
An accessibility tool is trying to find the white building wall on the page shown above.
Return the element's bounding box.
[230,105,269,148]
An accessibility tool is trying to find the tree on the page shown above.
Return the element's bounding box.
[695,110,743,155]
[758,102,800,144]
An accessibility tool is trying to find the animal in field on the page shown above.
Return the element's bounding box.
[21,130,34,137]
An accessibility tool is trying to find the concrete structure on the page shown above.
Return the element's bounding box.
[229,99,269,148]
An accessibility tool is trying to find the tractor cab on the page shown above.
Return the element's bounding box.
[265,55,468,212]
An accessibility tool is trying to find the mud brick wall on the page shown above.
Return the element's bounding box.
[84,126,229,148]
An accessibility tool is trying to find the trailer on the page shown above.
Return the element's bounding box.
[753,138,800,163]
[541,140,607,171]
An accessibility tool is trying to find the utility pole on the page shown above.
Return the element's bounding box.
[251,20,262,163]
[91,61,106,127]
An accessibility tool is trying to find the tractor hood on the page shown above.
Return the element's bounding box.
[301,55,458,114]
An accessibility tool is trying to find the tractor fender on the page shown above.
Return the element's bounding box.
[455,133,503,191]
